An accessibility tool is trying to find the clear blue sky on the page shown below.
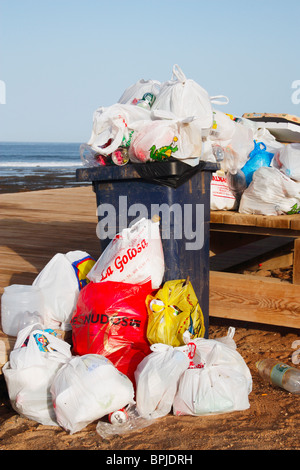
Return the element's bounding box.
[1,0,300,143]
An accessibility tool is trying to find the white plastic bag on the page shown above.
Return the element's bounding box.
[152,64,214,135]
[3,323,71,426]
[129,118,178,163]
[88,218,164,289]
[239,166,300,215]
[226,122,254,169]
[210,171,237,211]
[87,103,151,155]
[210,110,236,143]
[134,343,190,419]
[153,110,204,166]
[33,250,95,330]
[173,362,251,416]
[253,127,284,154]
[274,143,300,181]
[129,113,203,166]
[173,332,252,416]
[213,326,237,350]
[210,115,254,170]
[152,109,205,165]
[118,78,161,105]
[50,354,135,434]
[174,116,203,166]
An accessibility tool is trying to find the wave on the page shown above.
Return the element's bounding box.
[0,161,82,168]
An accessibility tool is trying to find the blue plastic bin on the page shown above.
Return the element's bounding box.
[76,160,219,337]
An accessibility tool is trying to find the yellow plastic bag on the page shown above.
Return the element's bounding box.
[146,278,205,347]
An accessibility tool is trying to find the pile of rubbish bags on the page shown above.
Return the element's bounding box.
[211,124,300,216]
[80,63,300,217]
[1,218,252,436]
[80,63,230,168]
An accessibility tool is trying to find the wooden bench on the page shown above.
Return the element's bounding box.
[209,210,300,329]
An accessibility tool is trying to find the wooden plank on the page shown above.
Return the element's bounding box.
[209,271,300,329]
[0,186,98,222]
[210,211,300,232]
[293,237,300,285]
[222,212,258,226]
[290,215,300,231]
[210,222,300,238]
[255,214,292,229]
[210,211,227,224]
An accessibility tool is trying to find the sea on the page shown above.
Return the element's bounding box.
[0,141,88,193]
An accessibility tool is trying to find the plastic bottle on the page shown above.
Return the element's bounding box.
[1,285,45,336]
[17,310,44,333]
[212,144,224,162]
[96,404,153,438]
[136,92,156,109]
[256,358,300,394]
[226,169,247,204]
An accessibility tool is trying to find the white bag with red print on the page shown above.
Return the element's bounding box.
[87,218,165,289]
[173,331,252,416]
[210,171,237,210]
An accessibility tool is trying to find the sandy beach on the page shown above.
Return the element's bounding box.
[0,184,299,451]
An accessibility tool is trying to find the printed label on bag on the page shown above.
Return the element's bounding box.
[211,174,236,200]
[72,255,96,290]
[97,239,149,281]
[149,137,178,161]
[71,313,141,328]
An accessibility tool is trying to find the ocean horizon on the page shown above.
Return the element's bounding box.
[0,141,88,193]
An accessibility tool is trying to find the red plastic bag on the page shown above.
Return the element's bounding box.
[71,281,154,385]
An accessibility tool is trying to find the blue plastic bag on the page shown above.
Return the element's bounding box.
[241,141,274,186]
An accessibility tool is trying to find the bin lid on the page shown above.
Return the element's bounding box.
[76,160,219,188]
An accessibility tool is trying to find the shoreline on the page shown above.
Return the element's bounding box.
[0,170,91,194]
